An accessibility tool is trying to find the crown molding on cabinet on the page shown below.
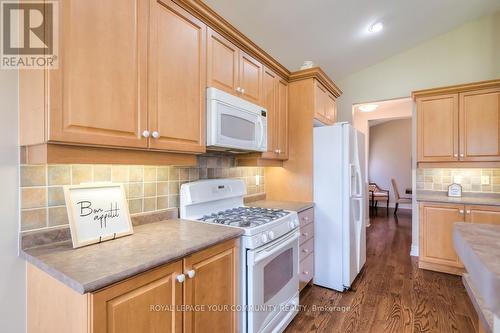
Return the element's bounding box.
[412,78,500,99]
[175,0,290,80]
[289,67,342,98]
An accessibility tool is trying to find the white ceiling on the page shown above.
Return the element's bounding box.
[203,0,500,80]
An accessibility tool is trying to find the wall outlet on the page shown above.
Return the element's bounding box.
[481,175,490,185]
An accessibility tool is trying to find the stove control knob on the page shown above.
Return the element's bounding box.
[268,231,275,240]
[261,233,268,243]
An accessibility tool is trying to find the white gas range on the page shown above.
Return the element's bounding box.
[180,179,300,333]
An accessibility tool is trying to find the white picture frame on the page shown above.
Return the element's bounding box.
[63,183,133,248]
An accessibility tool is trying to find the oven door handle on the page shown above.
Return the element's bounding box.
[257,116,264,148]
[250,231,299,265]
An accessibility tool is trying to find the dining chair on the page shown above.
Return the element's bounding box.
[391,178,412,216]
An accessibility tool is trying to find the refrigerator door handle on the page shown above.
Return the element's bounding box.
[349,164,363,197]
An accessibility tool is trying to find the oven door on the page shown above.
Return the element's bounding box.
[208,98,266,151]
[247,230,299,333]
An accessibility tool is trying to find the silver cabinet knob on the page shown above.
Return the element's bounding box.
[303,271,309,275]
[302,232,309,237]
[302,248,309,253]
[241,88,245,94]
[466,210,471,214]
[453,154,458,157]
[459,210,464,215]
[152,131,159,139]
[186,270,195,279]
[460,154,464,157]
[303,216,309,221]
[236,87,242,93]
[142,130,150,138]
[176,274,185,283]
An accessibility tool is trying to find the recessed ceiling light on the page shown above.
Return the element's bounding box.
[359,104,378,112]
[368,22,383,33]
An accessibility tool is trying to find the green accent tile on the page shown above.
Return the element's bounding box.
[48,186,65,206]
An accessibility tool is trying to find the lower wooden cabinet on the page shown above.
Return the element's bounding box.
[298,208,314,291]
[419,202,500,275]
[28,239,238,333]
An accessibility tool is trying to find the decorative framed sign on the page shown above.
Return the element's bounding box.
[63,183,133,248]
[448,183,463,197]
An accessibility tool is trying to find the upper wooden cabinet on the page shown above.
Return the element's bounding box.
[149,0,206,153]
[261,67,288,160]
[459,88,500,161]
[207,28,263,105]
[47,0,149,149]
[414,80,500,165]
[416,94,459,162]
[313,80,337,125]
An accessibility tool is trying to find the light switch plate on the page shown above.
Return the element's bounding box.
[481,175,490,185]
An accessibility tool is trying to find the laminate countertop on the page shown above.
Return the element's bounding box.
[454,223,500,331]
[416,191,500,206]
[21,219,243,294]
[248,200,313,213]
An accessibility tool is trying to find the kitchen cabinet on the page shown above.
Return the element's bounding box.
[314,80,337,125]
[414,80,500,165]
[416,94,459,162]
[298,208,314,290]
[28,239,238,333]
[261,67,289,160]
[148,0,206,153]
[207,28,263,105]
[419,202,500,275]
[459,88,500,161]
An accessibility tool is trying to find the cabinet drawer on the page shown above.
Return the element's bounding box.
[298,208,314,227]
[300,222,314,245]
[299,252,313,290]
[300,238,314,262]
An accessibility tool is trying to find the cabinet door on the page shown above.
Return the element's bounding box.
[239,51,263,105]
[261,67,279,159]
[459,88,500,161]
[92,261,183,333]
[207,27,239,95]
[148,0,206,153]
[416,94,459,162]
[465,205,500,225]
[184,240,238,333]
[325,92,337,124]
[48,0,148,148]
[313,81,328,122]
[276,79,289,160]
[419,203,465,268]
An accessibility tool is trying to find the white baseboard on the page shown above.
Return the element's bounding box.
[410,244,419,257]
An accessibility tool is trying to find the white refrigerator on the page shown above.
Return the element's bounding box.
[313,123,367,292]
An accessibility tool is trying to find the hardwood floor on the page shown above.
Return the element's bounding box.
[285,209,478,333]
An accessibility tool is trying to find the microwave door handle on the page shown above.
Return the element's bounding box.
[252,232,299,265]
[257,117,264,148]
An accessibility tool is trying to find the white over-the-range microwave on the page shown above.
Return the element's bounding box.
[206,87,267,152]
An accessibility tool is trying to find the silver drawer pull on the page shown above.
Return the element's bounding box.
[303,271,309,275]
[302,232,309,237]
[302,249,309,253]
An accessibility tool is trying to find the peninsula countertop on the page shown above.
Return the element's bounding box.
[21,219,243,294]
[416,191,500,206]
[453,222,500,327]
[248,200,313,213]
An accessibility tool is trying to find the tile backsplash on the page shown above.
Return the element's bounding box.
[20,155,265,232]
[416,168,500,192]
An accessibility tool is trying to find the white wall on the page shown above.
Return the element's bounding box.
[369,119,412,205]
[337,10,500,123]
[0,69,25,331]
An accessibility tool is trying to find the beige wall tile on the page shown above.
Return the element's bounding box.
[111,165,129,182]
[21,165,46,186]
[72,165,92,185]
[179,168,189,181]
[169,181,179,195]
[48,206,69,227]
[157,167,169,181]
[21,188,46,209]
[157,182,169,196]
[189,168,199,181]
[168,167,179,181]
[21,208,47,231]
[143,197,156,212]
[144,166,157,182]
[129,166,144,182]
[48,186,65,206]
[93,165,111,182]
[157,196,169,210]
[48,165,71,185]
[128,183,143,199]
[168,195,179,208]
[144,182,156,197]
[128,199,143,214]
